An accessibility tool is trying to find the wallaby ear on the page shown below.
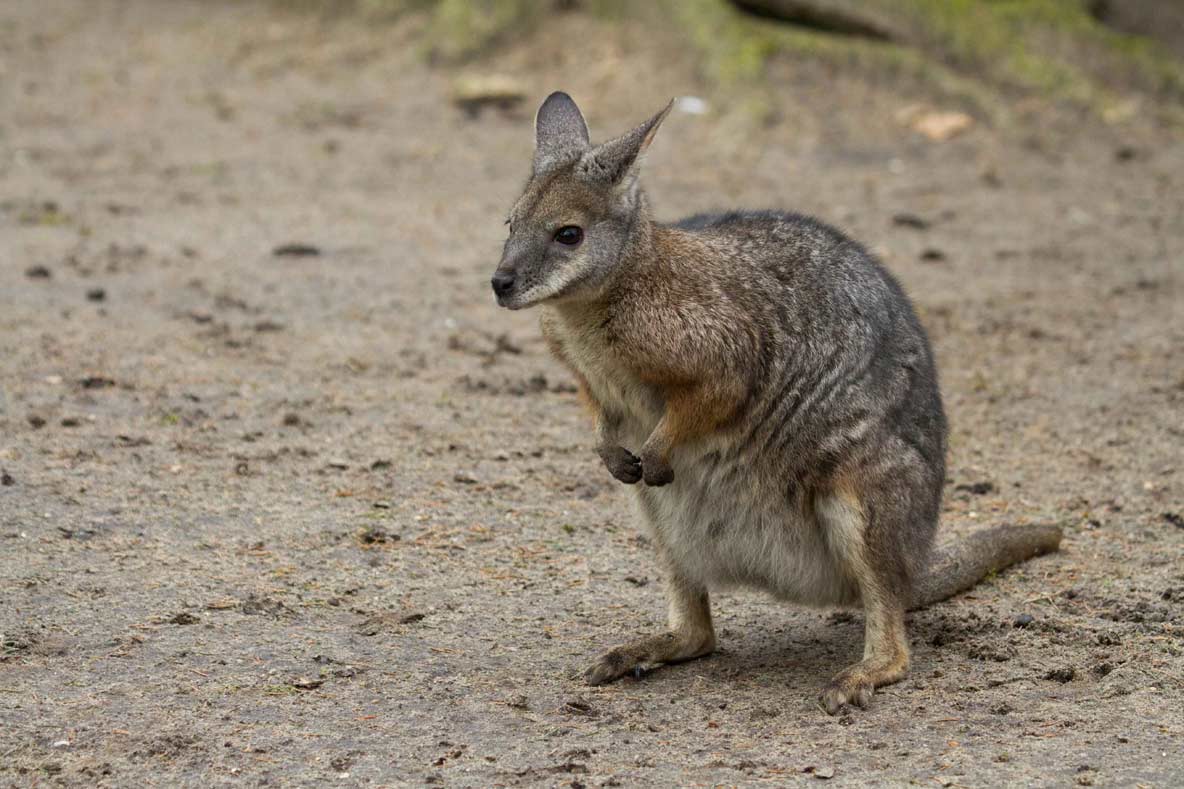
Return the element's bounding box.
[534,91,590,174]
[578,98,674,192]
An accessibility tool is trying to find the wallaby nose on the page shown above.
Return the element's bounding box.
[491,270,516,297]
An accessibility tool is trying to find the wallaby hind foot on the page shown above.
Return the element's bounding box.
[585,578,714,685]
[584,629,715,686]
[818,604,910,713]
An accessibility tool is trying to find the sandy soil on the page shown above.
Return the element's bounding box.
[2,1,1182,786]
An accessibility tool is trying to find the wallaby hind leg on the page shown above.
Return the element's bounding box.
[819,594,909,714]
[584,572,715,685]
[816,485,912,714]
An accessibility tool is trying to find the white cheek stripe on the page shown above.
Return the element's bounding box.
[515,253,595,306]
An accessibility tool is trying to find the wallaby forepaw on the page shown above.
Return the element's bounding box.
[640,454,674,486]
[598,445,642,485]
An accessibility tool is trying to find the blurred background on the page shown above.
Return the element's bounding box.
[304,0,1184,116]
[2,1,1182,786]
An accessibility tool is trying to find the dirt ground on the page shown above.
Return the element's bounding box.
[2,1,1182,786]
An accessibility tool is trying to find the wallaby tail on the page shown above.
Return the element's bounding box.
[909,524,1063,610]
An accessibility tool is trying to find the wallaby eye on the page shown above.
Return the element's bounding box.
[554,225,583,246]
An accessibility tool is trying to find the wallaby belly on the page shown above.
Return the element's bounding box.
[634,445,858,608]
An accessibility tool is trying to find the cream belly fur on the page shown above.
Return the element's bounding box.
[635,458,859,608]
[545,306,859,609]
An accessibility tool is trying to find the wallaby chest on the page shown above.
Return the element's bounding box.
[543,305,848,605]
[542,306,661,443]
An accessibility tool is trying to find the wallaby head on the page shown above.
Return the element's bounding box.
[492,91,672,310]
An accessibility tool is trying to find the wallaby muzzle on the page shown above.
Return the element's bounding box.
[492,235,538,308]
[491,269,516,299]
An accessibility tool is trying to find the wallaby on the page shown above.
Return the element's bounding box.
[492,92,1062,713]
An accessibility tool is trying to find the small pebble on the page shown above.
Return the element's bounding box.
[1045,667,1076,683]
[273,243,321,257]
[290,677,324,690]
[892,212,930,230]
